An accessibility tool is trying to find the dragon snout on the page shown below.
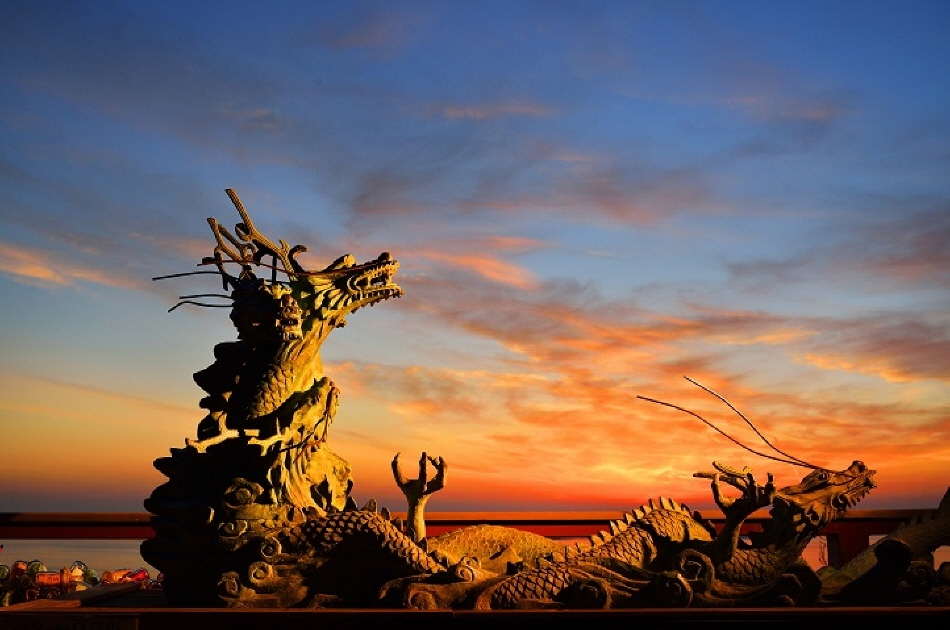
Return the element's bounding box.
[830,461,876,512]
[849,460,877,487]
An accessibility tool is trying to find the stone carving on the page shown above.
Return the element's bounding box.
[141,189,404,604]
[142,191,948,609]
[385,460,876,609]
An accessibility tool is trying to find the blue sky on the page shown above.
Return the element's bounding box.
[1,0,948,514]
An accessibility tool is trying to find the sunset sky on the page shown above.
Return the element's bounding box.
[1,1,948,516]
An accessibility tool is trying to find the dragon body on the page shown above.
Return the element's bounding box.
[427,525,567,573]
[195,458,872,608]
[392,460,876,609]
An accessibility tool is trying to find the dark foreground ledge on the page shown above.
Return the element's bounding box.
[2,588,949,630]
[0,508,932,567]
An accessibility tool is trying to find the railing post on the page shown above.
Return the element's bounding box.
[825,533,842,569]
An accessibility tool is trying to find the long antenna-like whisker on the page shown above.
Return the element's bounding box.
[152,271,227,281]
[168,301,234,312]
[177,293,234,301]
[636,395,817,469]
[684,376,818,469]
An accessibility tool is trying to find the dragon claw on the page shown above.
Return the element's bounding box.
[392,452,408,486]
[702,462,776,517]
[393,451,448,544]
[393,452,447,499]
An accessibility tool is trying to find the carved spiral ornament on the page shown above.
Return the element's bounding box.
[259,535,283,561]
[248,561,275,587]
[675,549,714,592]
[453,557,481,583]
[218,518,248,538]
[218,571,242,598]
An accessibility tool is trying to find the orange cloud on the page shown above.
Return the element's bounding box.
[0,240,142,289]
[409,236,546,289]
[0,244,70,285]
[802,352,914,383]
[419,250,537,289]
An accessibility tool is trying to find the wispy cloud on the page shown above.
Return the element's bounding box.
[718,92,854,125]
[307,4,427,53]
[410,236,546,289]
[799,314,950,383]
[0,240,141,289]
[433,102,553,120]
[727,207,950,293]
[855,209,950,288]
[418,251,537,290]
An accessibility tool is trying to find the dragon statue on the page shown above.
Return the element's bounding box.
[141,189,404,604]
[381,459,877,609]
[142,191,949,609]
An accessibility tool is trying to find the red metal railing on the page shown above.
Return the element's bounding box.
[0,509,934,568]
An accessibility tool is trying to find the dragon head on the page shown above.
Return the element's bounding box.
[294,251,403,332]
[770,460,876,538]
[182,190,402,341]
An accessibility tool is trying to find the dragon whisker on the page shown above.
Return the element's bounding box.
[167,300,234,312]
[177,293,235,301]
[152,270,228,281]
[683,376,819,469]
[636,394,818,469]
